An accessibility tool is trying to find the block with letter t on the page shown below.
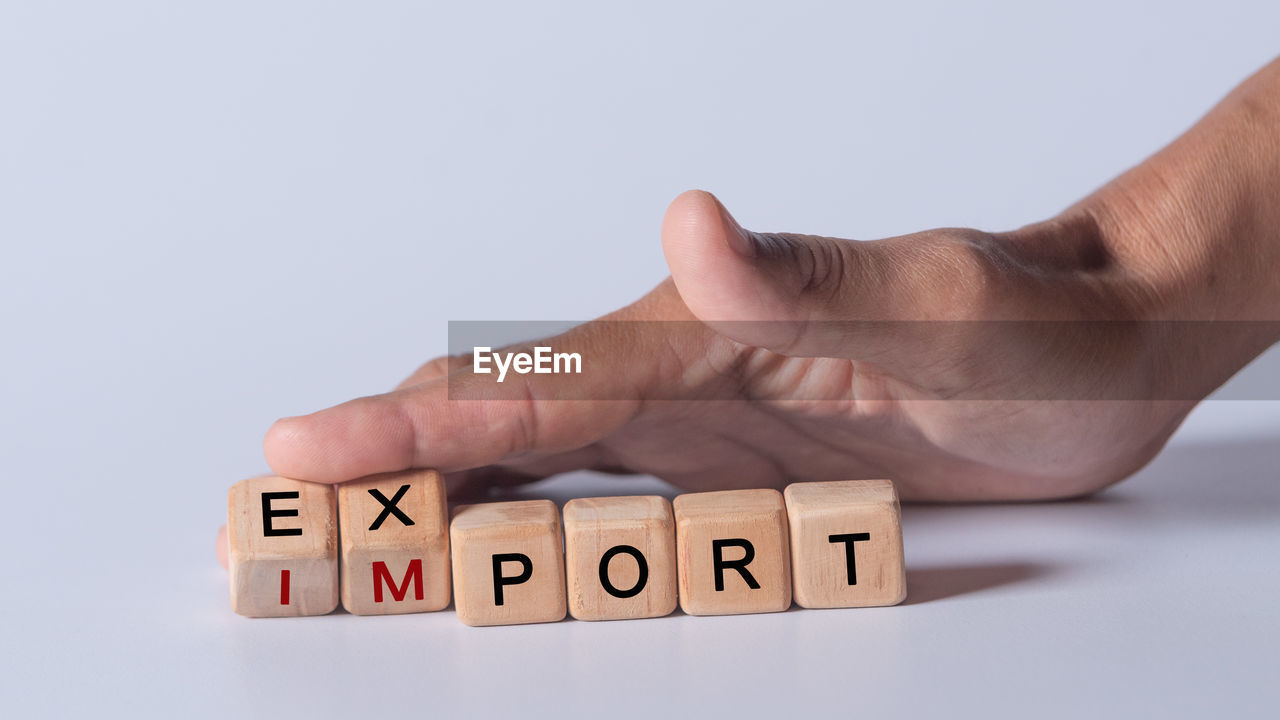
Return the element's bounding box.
[673,489,792,616]
[227,475,339,617]
[784,479,907,608]
[449,500,566,626]
[338,469,451,615]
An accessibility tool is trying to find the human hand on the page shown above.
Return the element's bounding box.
[217,57,1280,566]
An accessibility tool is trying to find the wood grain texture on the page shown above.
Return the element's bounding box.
[563,496,677,621]
[338,469,451,615]
[449,500,566,627]
[227,476,339,618]
[784,479,907,608]
[674,489,791,616]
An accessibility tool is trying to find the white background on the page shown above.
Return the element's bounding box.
[1,2,1278,717]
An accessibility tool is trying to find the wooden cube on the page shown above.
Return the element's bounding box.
[449,500,566,627]
[227,475,339,618]
[338,469,451,615]
[784,479,907,608]
[673,489,791,616]
[563,496,677,621]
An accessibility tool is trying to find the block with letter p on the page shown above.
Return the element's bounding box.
[784,479,907,608]
[338,469,451,615]
[227,475,339,618]
[450,500,566,627]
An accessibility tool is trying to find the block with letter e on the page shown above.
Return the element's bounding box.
[227,475,339,618]
[674,489,792,616]
[784,479,907,608]
[338,469,451,615]
[450,500,566,627]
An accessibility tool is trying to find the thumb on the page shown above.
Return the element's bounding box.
[661,190,1018,360]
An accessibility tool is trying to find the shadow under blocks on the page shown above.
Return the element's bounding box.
[898,432,1280,603]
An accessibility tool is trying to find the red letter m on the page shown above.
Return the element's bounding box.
[372,559,424,603]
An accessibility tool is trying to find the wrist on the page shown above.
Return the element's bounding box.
[1056,59,1280,400]
[1086,61,1280,327]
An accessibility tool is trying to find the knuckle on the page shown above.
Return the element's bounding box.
[755,231,852,306]
[506,377,543,457]
[902,228,1022,320]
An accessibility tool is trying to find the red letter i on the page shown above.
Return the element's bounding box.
[280,569,291,605]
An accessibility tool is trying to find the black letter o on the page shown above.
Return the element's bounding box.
[598,545,649,599]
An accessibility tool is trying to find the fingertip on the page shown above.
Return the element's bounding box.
[263,398,419,483]
[216,524,228,570]
[662,190,729,288]
[262,415,316,479]
[661,189,743,258]
[661,190,775,325]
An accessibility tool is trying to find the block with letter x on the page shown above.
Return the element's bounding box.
[338,469,451,615]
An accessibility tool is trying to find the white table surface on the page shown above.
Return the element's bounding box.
[3,398,1278,719]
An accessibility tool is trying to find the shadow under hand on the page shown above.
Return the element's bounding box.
[1116,433,1280,519]
[904,562,1055,605]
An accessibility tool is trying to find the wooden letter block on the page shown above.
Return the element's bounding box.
[673,489,791,616]
[449,500,566,627]
[784,479,907,608]
[563,496,677,622]
[338,469,451,615]
[227,476,339,618]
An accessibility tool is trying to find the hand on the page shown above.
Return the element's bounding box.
[217,58,1280,566]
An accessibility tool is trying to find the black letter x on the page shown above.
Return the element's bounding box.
[368,485,415,530]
